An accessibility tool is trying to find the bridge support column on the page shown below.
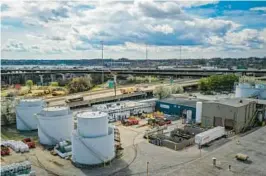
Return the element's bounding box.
[60,74,66,80]
[8,76,12,85]
[50,74,56,82]
[39,75,44,85]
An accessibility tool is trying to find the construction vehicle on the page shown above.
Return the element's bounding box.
[148,118,171,127]
[22,138,36,148]
[120,87,140,94]
[1,145,10,156]
[153,111,164,119]
[65,95,84,103]
[50,87,67,96]
[121,118,139,126]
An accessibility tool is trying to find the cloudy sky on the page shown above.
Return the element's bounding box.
[1,0,266,59]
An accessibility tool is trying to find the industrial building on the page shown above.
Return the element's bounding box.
[92,101,154,121]
[201,98,257,133]
[235,83,266,99]
[155,98,204,123]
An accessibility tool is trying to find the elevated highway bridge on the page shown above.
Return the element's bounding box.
[1,68,265,85]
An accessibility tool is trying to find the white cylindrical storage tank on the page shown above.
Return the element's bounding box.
[238,83,251,88]
[186,110,192,123]
[76,111,108,137]
[72,110,115,165]
[196,102,202,123]
[235,86,259,98]
[16,99,45,130]
[72,127,115,165]
[37,106,72,146]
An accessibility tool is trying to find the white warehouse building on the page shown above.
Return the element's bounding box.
[235,83,266,99]
[92,101,154,121]
[72,111,115,166]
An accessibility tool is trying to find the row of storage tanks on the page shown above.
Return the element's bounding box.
[15,99,115,165]
[235,83,266,99]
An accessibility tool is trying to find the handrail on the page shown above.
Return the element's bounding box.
[241,110,258,132]
[16,110,33,130]
[77,135,108,163]
[36,115,60,144]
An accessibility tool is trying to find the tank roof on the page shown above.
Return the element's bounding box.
[76,111,107,119]
[21,99,42,102]
[42,106,68,111]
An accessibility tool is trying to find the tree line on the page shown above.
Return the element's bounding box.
[199,74,238,94]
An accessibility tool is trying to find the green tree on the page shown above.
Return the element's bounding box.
[26,80,33,90]
[67,75,93,93]
[199,74,238,93]
[153,86,171,99]
[171,84,184,94]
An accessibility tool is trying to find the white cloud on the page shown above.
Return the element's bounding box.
[1,0,266,59]
[250,7,266,12]
[1,39,27,52]
[146,24,174,34]
[224,29,265,48]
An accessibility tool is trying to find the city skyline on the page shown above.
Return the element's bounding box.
[1,1,266,59]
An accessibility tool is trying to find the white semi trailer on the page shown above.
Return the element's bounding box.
[195,126,226,148]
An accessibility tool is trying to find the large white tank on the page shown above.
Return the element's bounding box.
[72,110,115,165]
[16,99,45,130]
[196,102,202,123]
[235,84,260,98]
[36,106,72,145]
[186,110,192,123]
[77,111,108,137]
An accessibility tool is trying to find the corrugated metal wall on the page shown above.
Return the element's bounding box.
[155,101,196,121]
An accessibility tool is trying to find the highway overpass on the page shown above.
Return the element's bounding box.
[1,68,265,85]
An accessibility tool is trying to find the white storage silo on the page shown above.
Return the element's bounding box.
[36,106,72,146]
[72,111,115,166]
[16,99,45,131]
[196,102,202,123]
[186,110,192,124]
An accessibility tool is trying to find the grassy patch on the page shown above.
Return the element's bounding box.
[1,125,39,142]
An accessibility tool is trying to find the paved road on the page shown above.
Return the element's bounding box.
[47,79,199,107]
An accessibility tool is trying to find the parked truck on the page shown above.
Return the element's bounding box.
[195,126,226,148]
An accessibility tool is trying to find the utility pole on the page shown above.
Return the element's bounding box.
[146,44,148,67]
[101,41,104,85]
[180,45,182,60]
[146,161,149,176]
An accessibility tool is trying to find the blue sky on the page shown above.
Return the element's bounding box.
[1,1,266,59]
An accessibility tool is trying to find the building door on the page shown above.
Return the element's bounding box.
[214,117,223,127]
[224,119,234,130]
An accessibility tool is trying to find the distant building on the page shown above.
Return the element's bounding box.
[201,98,257,133]
[155,98,204,122]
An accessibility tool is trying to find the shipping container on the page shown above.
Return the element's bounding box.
[195,126,225,148]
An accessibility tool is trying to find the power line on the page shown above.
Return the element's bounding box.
[101,41,104,84]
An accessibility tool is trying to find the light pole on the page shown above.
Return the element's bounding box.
[101,41,104,85]
[146,44,148,67]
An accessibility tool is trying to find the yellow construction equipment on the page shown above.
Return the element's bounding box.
[120,87,140,94]
[52,91,66,96]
